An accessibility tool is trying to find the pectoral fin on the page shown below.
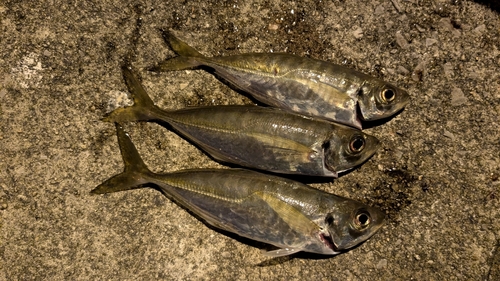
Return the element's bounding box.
[249,133,316,163]
[256,192,320,237]
[256,193,315,257]
[264,247,302,257]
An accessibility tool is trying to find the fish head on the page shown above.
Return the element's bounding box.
[321,199,385,251]
[357,80,410,121]
[323,129,380,174]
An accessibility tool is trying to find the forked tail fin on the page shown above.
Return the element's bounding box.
[161,29,204,58]
[102,66,162,123]
[149,30,204,72]
[91,123,154,194]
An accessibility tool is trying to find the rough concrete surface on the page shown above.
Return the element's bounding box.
[1,0,499,280]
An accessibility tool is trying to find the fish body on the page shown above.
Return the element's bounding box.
[105,67,380,177]
[91,124,385,256]
[151,31,410,129]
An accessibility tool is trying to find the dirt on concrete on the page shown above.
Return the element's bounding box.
[1,0,499,280]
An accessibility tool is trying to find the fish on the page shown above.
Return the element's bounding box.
[91,123,385,257]
[104,66,380,177]
[149,30,410,129]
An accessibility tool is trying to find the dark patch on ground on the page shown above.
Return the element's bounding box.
[473,0,500,13]
[369,166,417,222]
[264,1,335,56]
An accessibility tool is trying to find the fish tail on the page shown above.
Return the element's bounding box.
[148,29,204,72]
[161,29,204,58]
[102,66,161,123]
[91,123,155,194]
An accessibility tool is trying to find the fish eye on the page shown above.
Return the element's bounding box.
[349,135,365,154]
[381,88,396,103]
[354,211,371,229]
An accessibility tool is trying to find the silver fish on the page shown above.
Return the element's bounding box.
[150,30,410,129]
[91,124,385,257]
[105,67,380,177]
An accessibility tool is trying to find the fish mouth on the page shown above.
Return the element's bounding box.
[319,233,338,252]
[349,112,363,130]
[376,101,408,120]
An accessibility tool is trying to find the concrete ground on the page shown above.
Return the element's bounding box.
[1,0,498,280]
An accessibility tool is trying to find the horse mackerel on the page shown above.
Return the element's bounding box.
[91,124,385,256]
[104,66,380,177]
[150,30,410,129]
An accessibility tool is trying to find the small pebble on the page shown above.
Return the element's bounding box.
[443,63,454,77]
[268,23,279,31]
[396,66,409,75]
[390,0,403,13]
[443,130,455,140]
[425,38,437,47]
[374,5,385,15]
[376,259,388,269]
[439,18,454,31]
[386,21,394,30]
[450,87,467,106]
[415,24,426,32]
[473,24,486,34]
[395,31,409,49]
[353,27,363,39]
[412,60,426,82]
